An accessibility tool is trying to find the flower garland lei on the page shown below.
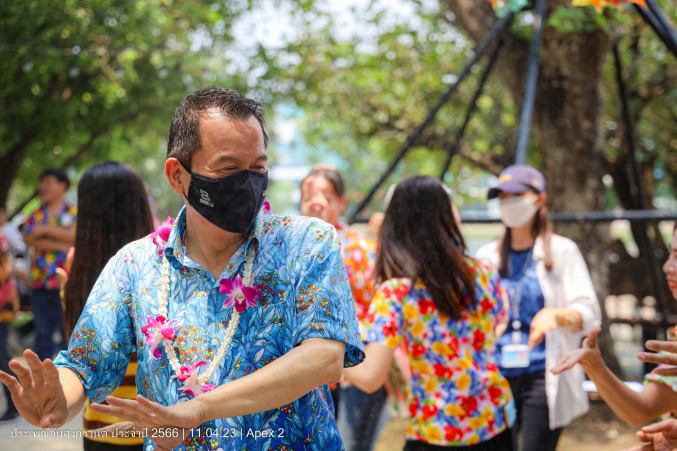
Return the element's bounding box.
[142,217,260,397]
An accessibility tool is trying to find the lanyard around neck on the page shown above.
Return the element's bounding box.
[508,247,534,340]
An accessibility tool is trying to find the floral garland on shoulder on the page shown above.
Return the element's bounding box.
[142,213,263,397]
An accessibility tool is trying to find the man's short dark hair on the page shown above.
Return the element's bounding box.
[39,167,70,189]
[166,86,268,170]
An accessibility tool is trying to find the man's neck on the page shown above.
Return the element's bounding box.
[45,198,65,218]
[183,217,247,280]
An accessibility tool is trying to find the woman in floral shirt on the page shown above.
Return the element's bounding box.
[344,175,515,450]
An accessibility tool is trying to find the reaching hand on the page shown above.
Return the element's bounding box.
[624,419,677,451]
[638,341,677,377]
[550,327,602,375]
[90,394,203,450]
[0,349,69,428]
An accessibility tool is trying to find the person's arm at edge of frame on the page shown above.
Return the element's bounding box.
[551,328,677,426]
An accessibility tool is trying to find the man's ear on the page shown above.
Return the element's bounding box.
[165,158,187,196]
[339,195,348,214]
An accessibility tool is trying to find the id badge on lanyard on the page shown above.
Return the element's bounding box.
[501,322,530,368]
[502,248,533,369]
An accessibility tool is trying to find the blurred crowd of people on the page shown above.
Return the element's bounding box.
[0,87,676,451]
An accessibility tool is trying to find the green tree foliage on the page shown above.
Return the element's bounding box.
[0,0,250,217]
[250,1,676,216]
[250,2,519,213]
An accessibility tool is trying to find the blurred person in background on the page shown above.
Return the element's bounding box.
[61,161,154,451]
[344,174,515,451]
[300,165,387,451]
[476,164,601,451]
[22,167,76,359]
[0,203,27,259]
[0,233,20,421]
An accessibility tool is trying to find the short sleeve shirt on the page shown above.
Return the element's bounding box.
[364,260,515,446]
[54,207,364,450]
[24,202,77,290]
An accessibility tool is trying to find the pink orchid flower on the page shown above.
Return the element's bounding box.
[150,216,175,256]
[172,361,215,397]
[262,201,271,214]
[220,275,260,313]
[141,315,178,358]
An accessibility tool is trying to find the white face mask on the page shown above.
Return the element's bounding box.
[499,195,538,228]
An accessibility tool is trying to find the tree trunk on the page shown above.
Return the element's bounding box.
[445,0,622,376]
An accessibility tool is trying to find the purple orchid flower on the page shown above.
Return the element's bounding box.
[171,361,215,397]
[220,275,260,313]
[141,315,178,358]
[150,216,175,256]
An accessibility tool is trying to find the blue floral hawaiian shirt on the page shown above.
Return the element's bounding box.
[54,207,364,451]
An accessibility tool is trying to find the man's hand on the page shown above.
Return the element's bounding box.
[624,419,677,451]
[551,327,602,375]
[90,394,203,450]
[0,349,70,428]
[638,341,677,377]
[55,246,74,290]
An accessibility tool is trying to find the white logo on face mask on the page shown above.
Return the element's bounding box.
[199,189,214,208]
[499,195,538,228]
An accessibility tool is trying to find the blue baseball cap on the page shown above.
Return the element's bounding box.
[487,165,546,200]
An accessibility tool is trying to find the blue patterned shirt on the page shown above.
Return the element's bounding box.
[54,207,364,450]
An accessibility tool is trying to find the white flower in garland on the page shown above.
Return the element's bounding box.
[142,214,261,397]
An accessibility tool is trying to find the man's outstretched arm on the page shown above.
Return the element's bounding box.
[0,349,85,428]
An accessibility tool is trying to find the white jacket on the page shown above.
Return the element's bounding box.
[476,234,601,429]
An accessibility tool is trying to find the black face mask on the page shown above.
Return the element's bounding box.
[181,163,268,234]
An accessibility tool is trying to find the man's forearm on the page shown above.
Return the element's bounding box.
[30,237,72,253]
[42,227,75,245]
[58,367,86,424]
[193,338,344,421]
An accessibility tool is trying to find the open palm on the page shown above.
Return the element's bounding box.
[0,350,69,428]
[550,327,601,375]
[90,394,203,450]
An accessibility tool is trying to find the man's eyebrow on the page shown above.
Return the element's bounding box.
[211,154,268,165]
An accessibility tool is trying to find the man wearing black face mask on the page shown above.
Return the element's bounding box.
[1,87,364,451]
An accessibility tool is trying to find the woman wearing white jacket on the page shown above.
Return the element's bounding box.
[476,164,601,451]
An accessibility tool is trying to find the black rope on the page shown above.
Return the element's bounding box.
[514,0,548,165]
[612,38,669,324]
[645,0,677,56]
[633,3,677,58]
[613,42,647,209]
[439,37,506,181]
[347,11,516,224]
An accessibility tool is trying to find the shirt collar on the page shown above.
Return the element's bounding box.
[163,206,263,278]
